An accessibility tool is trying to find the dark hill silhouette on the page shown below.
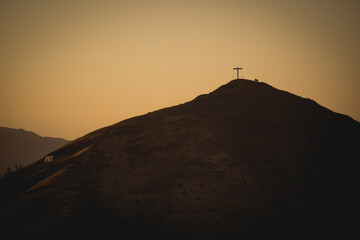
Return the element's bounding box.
[0,127,68,175]
[1,79,359,239]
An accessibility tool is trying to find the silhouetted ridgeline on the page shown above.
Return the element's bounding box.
[0,79,359,239]
[0,127,68,175]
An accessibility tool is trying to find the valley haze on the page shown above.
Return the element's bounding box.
[0,127,68,174]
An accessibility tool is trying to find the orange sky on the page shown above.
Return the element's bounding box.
[1,0,359,140]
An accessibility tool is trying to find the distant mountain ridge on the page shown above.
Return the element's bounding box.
[0,79,359,239]
[0,127,68,174]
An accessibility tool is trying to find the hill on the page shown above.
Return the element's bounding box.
[0,127,68,175]
[1,79,359,239]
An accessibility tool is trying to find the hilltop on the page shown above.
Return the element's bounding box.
[1,79,359,239]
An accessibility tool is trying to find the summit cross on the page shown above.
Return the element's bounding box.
[233,67,242,79]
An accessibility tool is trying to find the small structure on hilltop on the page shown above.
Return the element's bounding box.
[44,155,54,163]
[254,79,259,82]
[233,67,243,79]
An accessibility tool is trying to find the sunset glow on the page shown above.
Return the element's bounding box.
[1,0,359,140]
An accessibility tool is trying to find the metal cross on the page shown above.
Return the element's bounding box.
[233,67,242,79]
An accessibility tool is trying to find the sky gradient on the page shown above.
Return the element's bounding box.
[1,0,359,140]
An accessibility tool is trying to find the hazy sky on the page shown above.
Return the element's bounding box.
[1,0,359,140]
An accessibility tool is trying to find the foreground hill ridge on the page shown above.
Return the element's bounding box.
[1,78,359,239]
[70,78,355,145]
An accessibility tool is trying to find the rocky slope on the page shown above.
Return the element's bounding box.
[1,79,359,239]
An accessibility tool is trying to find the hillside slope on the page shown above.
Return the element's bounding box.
[1,79,359,239]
